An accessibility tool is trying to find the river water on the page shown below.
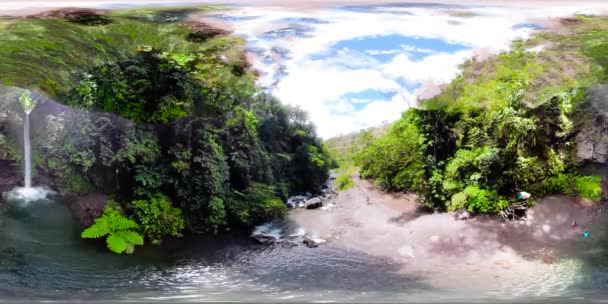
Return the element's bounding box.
[1,193,608,303]
[0,195,420,303]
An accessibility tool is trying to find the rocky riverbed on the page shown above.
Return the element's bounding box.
[252,173,608,296]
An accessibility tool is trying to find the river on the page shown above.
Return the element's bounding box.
[1,190,608,303]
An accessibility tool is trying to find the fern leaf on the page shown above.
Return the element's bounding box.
[81,222,109,239]
[113,217,138,230]
[106,234,128,254]
[125,244,135,254]
[114,230,144,246]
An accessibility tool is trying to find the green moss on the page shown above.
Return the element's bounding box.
[0,9,250,96]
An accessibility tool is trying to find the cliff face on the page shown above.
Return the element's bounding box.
[575,86,608,165]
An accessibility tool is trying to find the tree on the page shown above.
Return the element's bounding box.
[169,123,230,233]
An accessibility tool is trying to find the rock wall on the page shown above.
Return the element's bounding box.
[575,86,608,166]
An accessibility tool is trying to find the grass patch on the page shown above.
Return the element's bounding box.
[0,7,249,96]
[575,175,602,201]
[335,174,355,191]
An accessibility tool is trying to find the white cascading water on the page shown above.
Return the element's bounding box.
[2,92,55,203]
[23,110,31,188]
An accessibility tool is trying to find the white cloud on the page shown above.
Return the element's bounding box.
[383,50,474,86]
[2,1,604,138]
[215,3,604,138]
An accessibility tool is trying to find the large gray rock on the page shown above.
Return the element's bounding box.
[305,197,323,209]
[302,237,326,248]
[575,86,608,164]
[576,131,608,163]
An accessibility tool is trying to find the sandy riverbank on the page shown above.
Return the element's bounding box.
[289,176,608,293]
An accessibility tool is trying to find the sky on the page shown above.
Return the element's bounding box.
[204,3,606,138]
[1,1,607,138]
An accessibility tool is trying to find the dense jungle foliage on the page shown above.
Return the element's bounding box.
[353,15,608,213]
[0,8,332,252]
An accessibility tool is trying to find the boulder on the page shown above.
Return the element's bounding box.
[287,194,310,208]
[303,237,319,248]
[305,197,323,209]
[574,86,608,165]
[252,233,279,244]
[67,193,109,227]
[303,237,326,248]
[576,131,608,163]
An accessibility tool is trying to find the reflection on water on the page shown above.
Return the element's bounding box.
[0,196,424,302]
[1,195,608,302]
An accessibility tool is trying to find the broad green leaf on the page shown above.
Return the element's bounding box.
[106,234,128,254]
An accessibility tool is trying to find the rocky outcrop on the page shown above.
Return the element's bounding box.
[67,193,109,227]
[576,131,608,164]
[575,86,608,164]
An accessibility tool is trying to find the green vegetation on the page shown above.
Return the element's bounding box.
[227,183,287,227]
[335,174,355,191]
[18,92,36,113]
[81,202,144,254]
[0,8,332,249]
[130,193,185,245]
[0,134,19,162]
[354,16,608,213]
[0,8,245,96]
[575,175,603,201]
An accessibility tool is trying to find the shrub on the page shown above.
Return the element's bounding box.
[541,174,602,201]
[540,173,576,196]
[226,183,287,227]
[130,193,185,245]
[461,186,508,214]
[81,201,144,254]
[335,174,354,191]
[575,175,602,201]
[448,192,467,211]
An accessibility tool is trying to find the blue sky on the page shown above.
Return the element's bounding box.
[16,0,585,139]
[211,3,568,138]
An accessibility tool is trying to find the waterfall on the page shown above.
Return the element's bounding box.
[19,92,36,188]
[2,91,55,203]
[23,112,31,188]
